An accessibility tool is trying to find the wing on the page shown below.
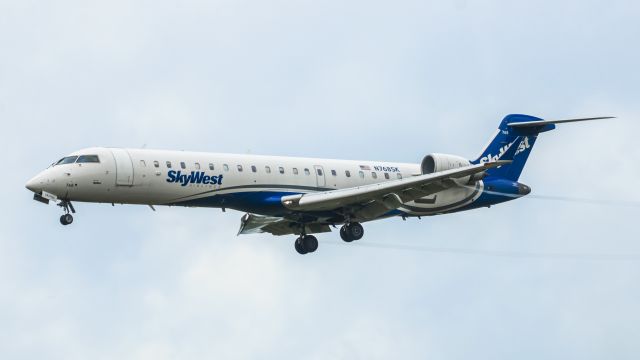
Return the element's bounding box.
[281,160,509,220]
[238,213,332,236]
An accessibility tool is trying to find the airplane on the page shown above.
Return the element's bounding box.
[25,114,611,254]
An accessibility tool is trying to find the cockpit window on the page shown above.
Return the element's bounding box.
[55,156,78,165]
[77,155,100,163]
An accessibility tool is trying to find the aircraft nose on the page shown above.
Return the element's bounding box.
[25,175,43,193]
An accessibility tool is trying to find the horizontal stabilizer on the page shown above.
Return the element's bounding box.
[507,116,614,128]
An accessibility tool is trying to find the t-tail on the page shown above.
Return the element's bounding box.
[471,114,614,181]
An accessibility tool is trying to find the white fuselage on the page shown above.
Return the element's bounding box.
[26,147,484,219]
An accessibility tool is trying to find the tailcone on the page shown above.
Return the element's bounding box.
[518,183,531,196]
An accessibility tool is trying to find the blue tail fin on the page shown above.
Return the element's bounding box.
[471,114,556,181]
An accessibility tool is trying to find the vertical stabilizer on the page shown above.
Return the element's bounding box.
[472,114,555,181]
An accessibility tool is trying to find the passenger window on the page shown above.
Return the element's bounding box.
[237,165,243,172]
[166,161,172,168]
[279,167,285,174]
[140,160,146,167]
[76,155,100,163]
[56,156,79,165]
[209,163,214,170]
[372,172,378,179]
[265,166,271,174]
[331,170,337,176]
[359,171,364,178]
[195,162,201,170]
[223,164,229,171]
[304,168,310,176]
[384,173,390,179]
[154,161,159,168]
[293,168,299,175]
[397,173,402,179]
[251,165,257,173]
[317,168,323,176]
[180,162,186,169]
[345,170,351,177]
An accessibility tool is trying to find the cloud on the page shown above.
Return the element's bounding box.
[1,0,640,359]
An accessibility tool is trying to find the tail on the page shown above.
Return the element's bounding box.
[471,114,613,181]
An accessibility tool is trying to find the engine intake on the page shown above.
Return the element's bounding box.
[421,153,471,174]
[421,153,484,185]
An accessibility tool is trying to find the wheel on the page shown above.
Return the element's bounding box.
[295,237,308,255]
[346,222,364,241]
[302,235,318,253]
[60,214,73,225]
[340,225,354,242]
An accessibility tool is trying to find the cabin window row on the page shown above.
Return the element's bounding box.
[142,160,402,180]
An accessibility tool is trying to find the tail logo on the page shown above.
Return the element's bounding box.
[514,137,531,156]
[480,140,515,163]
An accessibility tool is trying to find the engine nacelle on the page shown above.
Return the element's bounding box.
[421,153,484,185]
[421,153,471,174]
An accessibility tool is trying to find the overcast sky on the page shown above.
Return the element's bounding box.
[2,0,640,359]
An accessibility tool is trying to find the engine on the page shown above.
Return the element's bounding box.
[421,153,484,184]
[421,153,470,174]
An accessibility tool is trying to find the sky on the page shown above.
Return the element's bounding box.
[1,0,640,359]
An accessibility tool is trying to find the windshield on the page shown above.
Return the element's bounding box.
[55,156,78,165]
[77,155,100,163]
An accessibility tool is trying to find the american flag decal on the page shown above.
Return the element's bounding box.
[359,165,371,170]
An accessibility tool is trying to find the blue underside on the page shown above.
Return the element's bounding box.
[170,191,303,217]
[168,177,524,220]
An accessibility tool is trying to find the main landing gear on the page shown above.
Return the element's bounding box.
[58,200,76,226]
[340,222,364,242]
[294,235,319,255]
[293,222,365,255]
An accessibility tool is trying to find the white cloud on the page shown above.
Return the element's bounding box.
[2,0,640,359]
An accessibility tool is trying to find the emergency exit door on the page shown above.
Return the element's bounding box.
[314,165,326,188]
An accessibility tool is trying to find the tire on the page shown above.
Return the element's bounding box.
[60,214,73,225]
[303,235,318,253]
[340,225,353,242]
[347,222,364,241]
[295,237,307,255]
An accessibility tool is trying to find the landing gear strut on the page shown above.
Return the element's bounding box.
[340,222,364,242]
[58,200,75,226]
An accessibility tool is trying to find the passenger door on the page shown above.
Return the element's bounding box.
[110,149,134,186]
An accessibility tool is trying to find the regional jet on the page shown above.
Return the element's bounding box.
[25,114,611,254]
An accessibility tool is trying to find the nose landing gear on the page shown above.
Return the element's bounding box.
[57,200,76,226]
[60,213,73,225]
